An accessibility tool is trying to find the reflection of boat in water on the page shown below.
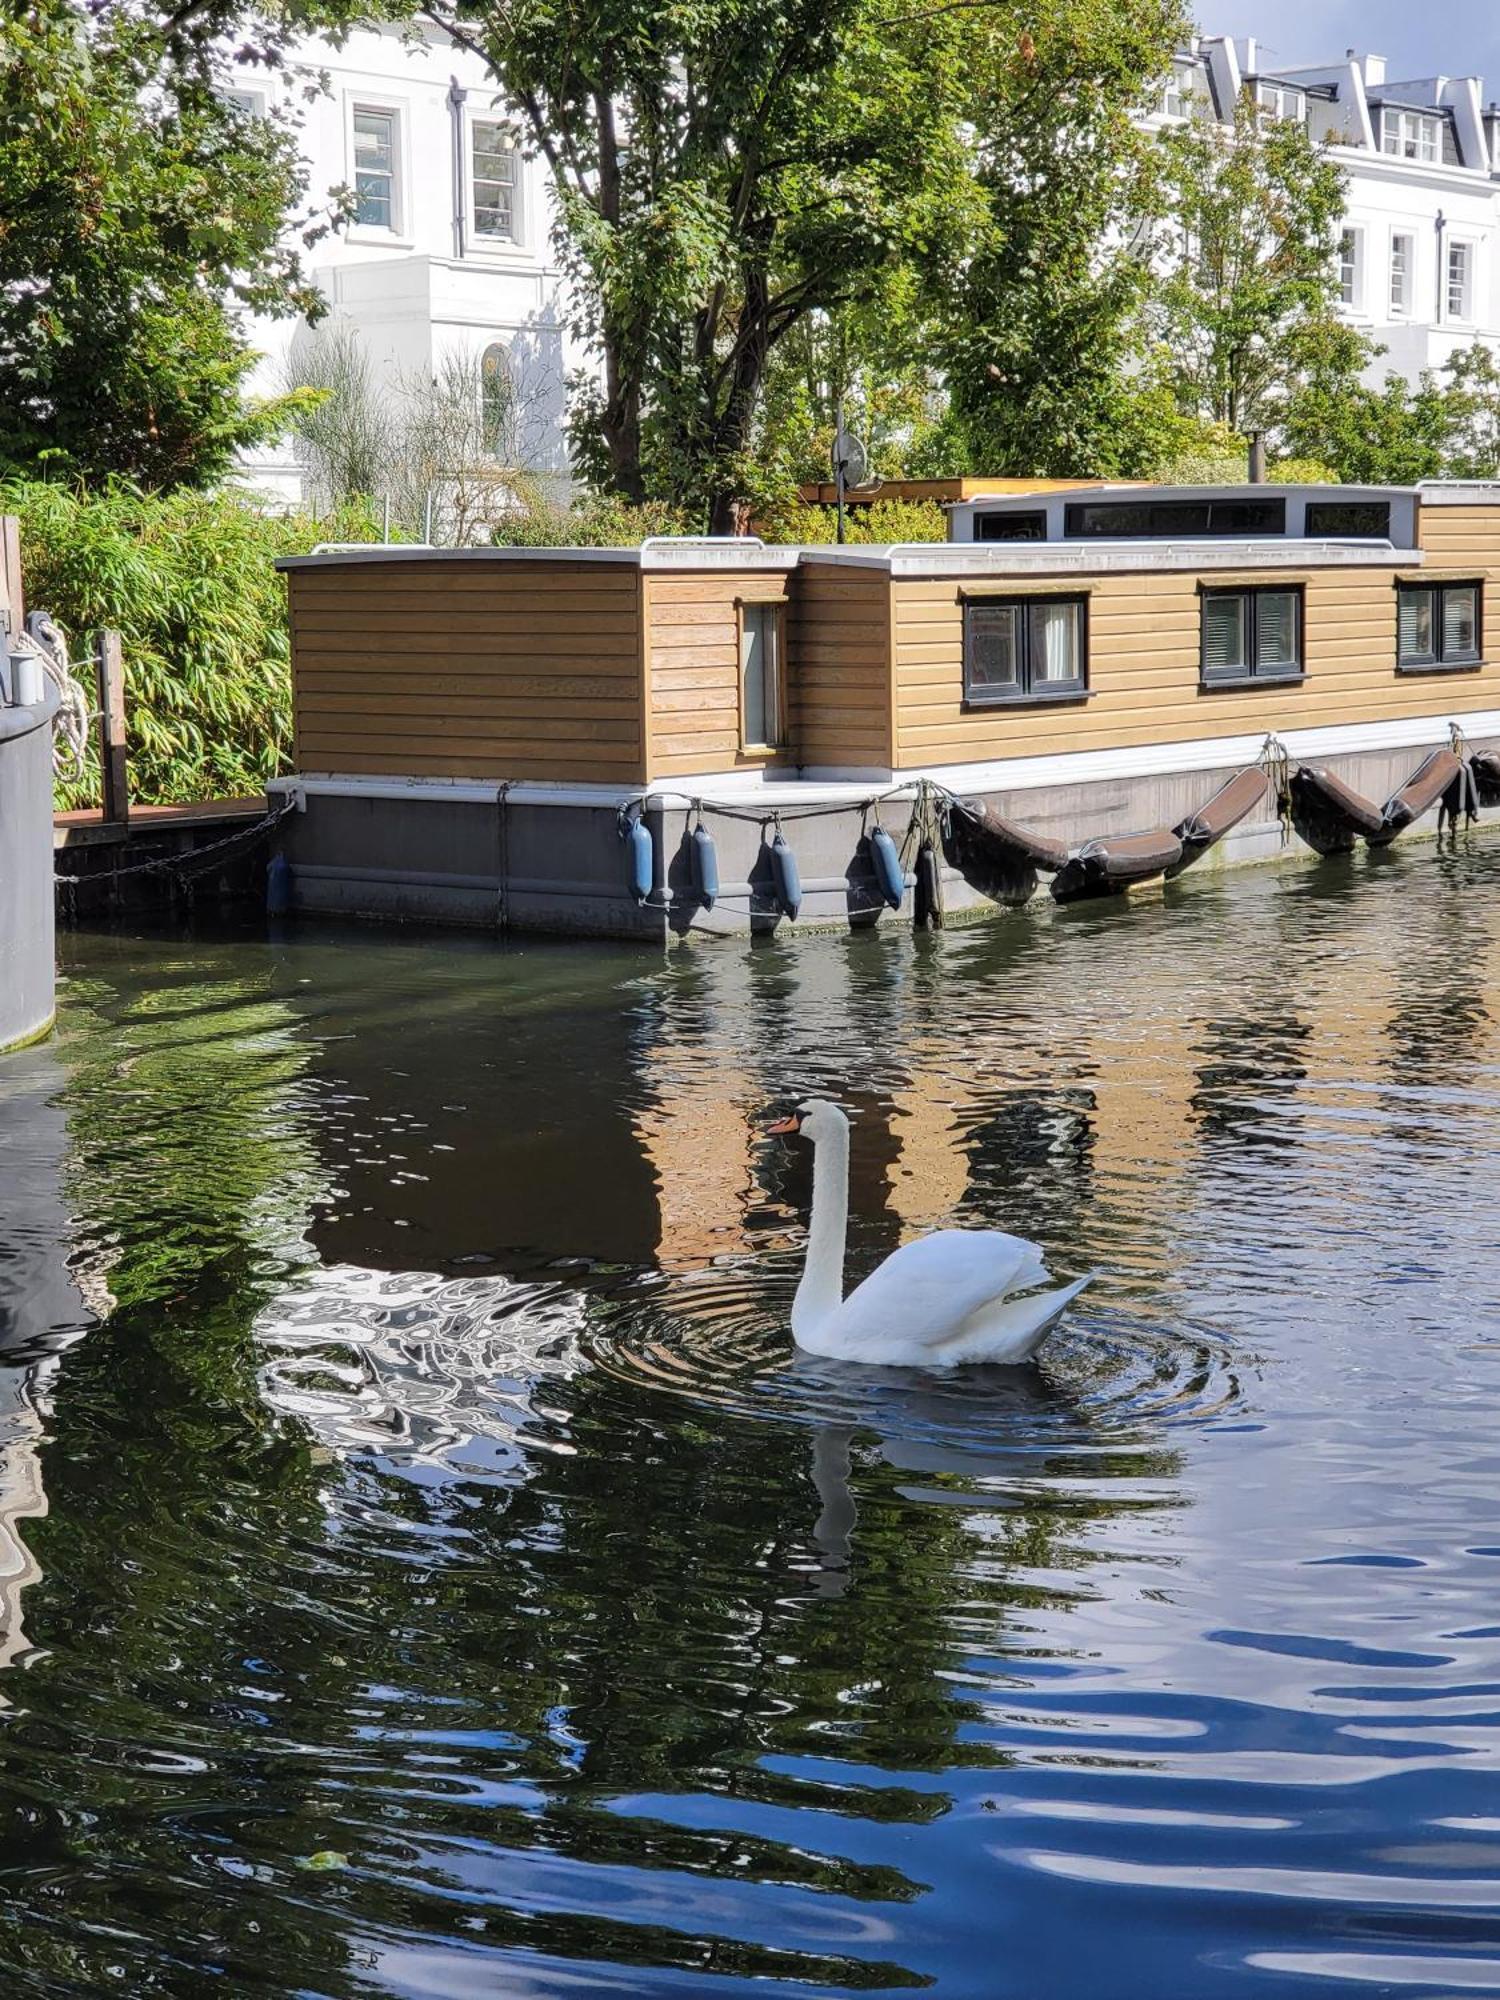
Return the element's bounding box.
[0,1049,97,1692]
[254,1262,587,1470]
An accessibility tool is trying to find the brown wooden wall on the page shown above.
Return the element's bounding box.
[289,558,646,783]
[1415,502,1500,577]
[644,571,793,781]
[790,561,892,772]
[887,560,1500,769]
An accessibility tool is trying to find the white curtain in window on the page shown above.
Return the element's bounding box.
[1032,602,1077,681]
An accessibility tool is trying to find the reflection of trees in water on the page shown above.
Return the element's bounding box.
[0,932,1187,1993]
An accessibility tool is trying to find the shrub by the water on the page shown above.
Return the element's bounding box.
[490,496,694,546]
[4,482,379,810]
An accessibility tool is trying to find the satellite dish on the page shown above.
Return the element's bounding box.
[831,427,871,490]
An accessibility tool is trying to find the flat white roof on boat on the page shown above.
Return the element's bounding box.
[279,538,1422,576]
[276,540,800,571]
[805,541,1423,575]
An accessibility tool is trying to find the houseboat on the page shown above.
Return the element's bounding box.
[271,481,1500,936]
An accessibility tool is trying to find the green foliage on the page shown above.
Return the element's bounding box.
[420,0,1023,528]
[489,496,695,546]
[943,0,1188,479]
[5,480,380,808]
[1153,94,1365,436]
[0,3,326,489]
[756,497,948,543]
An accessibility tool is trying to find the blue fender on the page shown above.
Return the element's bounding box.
[868,824,904,910]
[266,852,293,916]
[690,823,719,909]
[770,831,801,919]
[622,812,654,904]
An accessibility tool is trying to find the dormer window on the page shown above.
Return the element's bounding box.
[1256,82,1306,125]
[1160,61,1198,121]
[1382,109,1442,163]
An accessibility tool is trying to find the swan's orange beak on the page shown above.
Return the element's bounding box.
[765,1114,801,1135]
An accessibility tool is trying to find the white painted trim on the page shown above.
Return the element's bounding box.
[278,707,1500,814]
[891,709,1500,793]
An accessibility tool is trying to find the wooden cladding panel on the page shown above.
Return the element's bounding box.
[645,571,794,780]
[791,562,892,769]
[288,559,645,782]
[1416,504,1500,574]
[889,567,1500,767]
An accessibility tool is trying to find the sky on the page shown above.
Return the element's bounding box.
[1189,1,1500,86]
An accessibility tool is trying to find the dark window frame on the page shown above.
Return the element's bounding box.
[962,593,1090,708]
[1064,497,1287,540]
[1305,501,1392,540]
[976,510,1047,543]
[1199,583,1306,690]
[1395,579,1484,674]
[737,597,788,750]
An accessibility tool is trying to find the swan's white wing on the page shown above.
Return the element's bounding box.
[807,1229,1046,1360]
[932,1274,1094,1367]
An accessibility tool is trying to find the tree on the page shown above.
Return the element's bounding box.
[942,0,1189,479]
[285,325,554,541]
[0,2,328,488]
[412,0,1009,529]
[1152,92,1368,439]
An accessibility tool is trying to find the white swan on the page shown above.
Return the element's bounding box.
[767,1100,1092,1365]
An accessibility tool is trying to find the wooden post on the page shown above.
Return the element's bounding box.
[0,516,21,628]
[97,628,128,828]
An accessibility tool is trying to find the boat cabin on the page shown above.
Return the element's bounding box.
[274,482,1500,933]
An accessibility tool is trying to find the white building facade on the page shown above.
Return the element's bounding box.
[228,24,579,507]
[1157,38,1500,390]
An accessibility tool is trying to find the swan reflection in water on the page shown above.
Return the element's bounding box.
[793,1359,1090,1598]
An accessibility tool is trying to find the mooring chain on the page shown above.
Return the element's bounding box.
[54,793,298,890]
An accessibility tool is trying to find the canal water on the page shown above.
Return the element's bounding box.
[2,841,1500,1997]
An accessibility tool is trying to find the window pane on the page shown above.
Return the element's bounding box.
[969,605,1021,691]
[1442,585,1478,659]
[1030,601,1080,682]
[1203,594,1247,674]
[1398,587,1435,662]
[1255,592,1298,669]
[742,604,779,743]
[1306,502,1391,539]
[353,111,395,227]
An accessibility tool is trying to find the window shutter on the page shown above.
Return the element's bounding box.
[1398,587,1434,663]
[1203,594,1246,676]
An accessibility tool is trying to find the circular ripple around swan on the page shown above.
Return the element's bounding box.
[579,1251,1248,1451]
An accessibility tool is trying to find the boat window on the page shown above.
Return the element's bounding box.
[1305,502,1391,539]
[1200,586,1304,687]
[964,595,1088,705]
[1064,498,1286,539]
[1397,581,1482,672]
[740,600,786,747]
[976,511,1047,541]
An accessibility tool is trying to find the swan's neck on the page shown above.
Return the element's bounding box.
[793,1124,848,1340]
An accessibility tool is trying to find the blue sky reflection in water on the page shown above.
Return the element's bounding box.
[1,840,1500,1995]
